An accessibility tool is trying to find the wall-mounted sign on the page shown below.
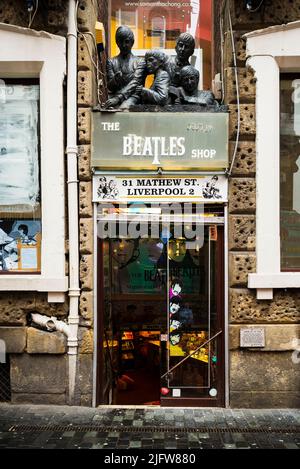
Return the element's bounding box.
[92,112,229,170]
[93,175,228,203]
[240,328,265,348]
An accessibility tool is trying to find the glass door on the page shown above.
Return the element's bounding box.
[161,224,224,406]
[98,230,167,405]
[97,215,224,406]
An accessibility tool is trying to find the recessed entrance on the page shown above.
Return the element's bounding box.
[96,205,225,407]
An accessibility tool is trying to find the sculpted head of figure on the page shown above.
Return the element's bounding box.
[180,65,199,94]
[175,32,195,62]
[116,25,135,55]
[145,50,167,74]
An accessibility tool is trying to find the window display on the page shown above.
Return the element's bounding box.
[0,83,40,213]
[0,220,41,272]
[0,81,41,273]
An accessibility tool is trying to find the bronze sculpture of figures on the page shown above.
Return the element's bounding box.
[135,50,169,105]
[105,25,140,108]
[170,66,216,106]
[166,32,195,87]
[104,26,217,110]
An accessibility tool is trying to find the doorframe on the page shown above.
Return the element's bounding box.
[92,202,229,408]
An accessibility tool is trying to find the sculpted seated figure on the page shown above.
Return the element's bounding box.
[105,25,140,109]
[166,32,195,88]
[134,50,170,106]
[104,29,215,110]
[169,65,216,106]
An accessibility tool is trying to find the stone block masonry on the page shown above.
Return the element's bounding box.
[222,0,300,408]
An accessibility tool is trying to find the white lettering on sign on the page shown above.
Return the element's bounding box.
[122,135,185,165]
[191,149,217,159]
[101,122,120,131]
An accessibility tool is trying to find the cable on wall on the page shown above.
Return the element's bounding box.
[75,0,105,106]
[220,13,225,104]
[226,4,241,178]
[245,0,265,13]
[28,0,39,28]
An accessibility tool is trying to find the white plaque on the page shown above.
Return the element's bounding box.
[93,174,228,203]
[240,328,265,348]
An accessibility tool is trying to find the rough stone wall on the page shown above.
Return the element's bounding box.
[0,1,70,404]
[77,0,99,407]
[0,1,99,407]
[0,0,69,34]
[222,0,300,408]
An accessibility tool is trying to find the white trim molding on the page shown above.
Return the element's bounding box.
[0,23,68,300]
[245,21,300,299]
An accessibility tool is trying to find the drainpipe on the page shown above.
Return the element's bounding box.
[67,0,80,405]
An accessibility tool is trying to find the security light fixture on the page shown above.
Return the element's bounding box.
[245,0,265,12]
[25,0,35,11]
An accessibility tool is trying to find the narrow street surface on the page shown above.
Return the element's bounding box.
[0,405,299,449]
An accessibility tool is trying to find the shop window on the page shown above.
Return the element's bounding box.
[280,74,300,271]
[0,24,67,297]
[245,21,300,298]
[0,80,41,274]
[110,0,212,89]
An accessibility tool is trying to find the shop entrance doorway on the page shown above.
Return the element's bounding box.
[96,206,225,407]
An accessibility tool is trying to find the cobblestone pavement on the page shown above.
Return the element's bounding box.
[0,405,299,449]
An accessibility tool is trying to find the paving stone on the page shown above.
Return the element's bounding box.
[0,405,299,449]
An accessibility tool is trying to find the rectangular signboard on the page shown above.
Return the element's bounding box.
[92,112,229,170]
[240,328,265,348]
[93,174,228,203]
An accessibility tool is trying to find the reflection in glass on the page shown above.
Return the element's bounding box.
[280,75,300,271]
[167,225,218,398]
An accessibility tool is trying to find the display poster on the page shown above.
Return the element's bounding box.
[0,219,41,272]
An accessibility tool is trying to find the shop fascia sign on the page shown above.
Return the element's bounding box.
[92,112,229,170]
[92,174,228,203]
